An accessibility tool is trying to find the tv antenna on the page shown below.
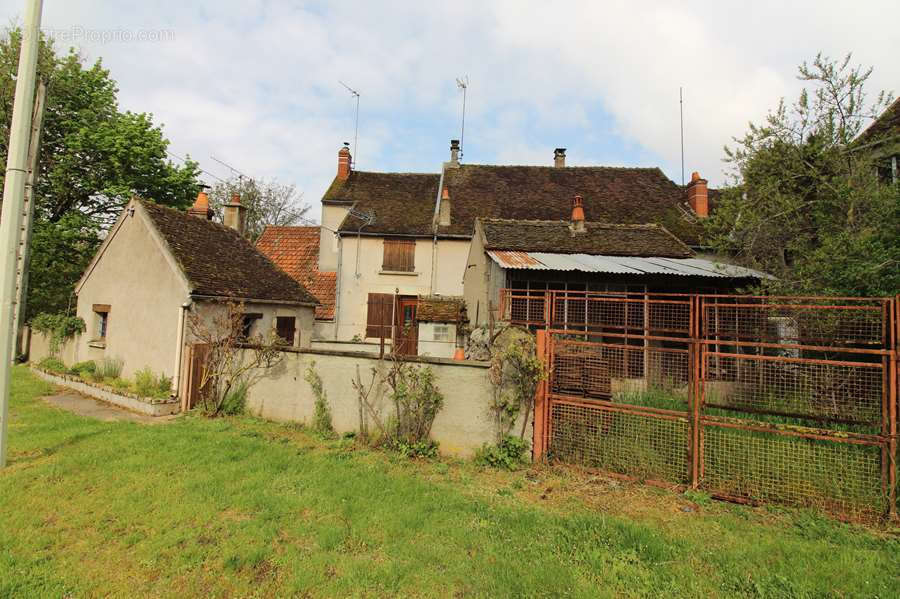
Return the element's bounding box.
[339,80,360,168]
[210,155,254,187]
[679,87,685,187]
[456,76,468,158]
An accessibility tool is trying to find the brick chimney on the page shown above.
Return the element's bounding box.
[223,192,248,235]
[554,148,566,168]
[571,194,585,232]
[686,171,708,218]
[337,144,352,180]
[188,189,213,220]
[449,139,460,166]
[439,187,451,226]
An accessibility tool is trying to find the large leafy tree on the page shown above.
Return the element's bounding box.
[705,54,899,296]
[0,29,200,317]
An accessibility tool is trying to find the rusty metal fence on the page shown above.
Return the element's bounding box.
[510,290,899,519]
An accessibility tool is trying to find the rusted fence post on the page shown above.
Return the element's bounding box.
[889,295,898,517]
[689,295,702,489]
[532,329,549,461]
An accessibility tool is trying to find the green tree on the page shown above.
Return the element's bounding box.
[705,54,899,296]
[0,28,201,317]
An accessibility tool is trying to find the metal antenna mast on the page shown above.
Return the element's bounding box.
[339,81,360,168]
[679,87,685,187]
[456,76,468,158]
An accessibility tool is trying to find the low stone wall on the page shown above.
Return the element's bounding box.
[31,367,181,417]
[244,348,519,458]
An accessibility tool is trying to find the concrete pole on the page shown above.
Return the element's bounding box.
[0,0,43,468]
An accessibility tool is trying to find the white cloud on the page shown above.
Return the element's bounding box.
[2,0,897,220]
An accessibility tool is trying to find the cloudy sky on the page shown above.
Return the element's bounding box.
[3,1,898,221]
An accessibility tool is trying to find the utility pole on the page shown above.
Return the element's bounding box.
[0,0,43,468]
[13,79,47,358]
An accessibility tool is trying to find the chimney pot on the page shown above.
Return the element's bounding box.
[337,144,352,180]
[571,194,585,232]
[554,148,567,168]
[686,171,709,218]
[188,190,213,220]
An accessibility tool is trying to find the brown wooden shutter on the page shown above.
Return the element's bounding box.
[382,239,415,272]
[366,293,393,338]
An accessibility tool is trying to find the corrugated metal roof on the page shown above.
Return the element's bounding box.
[487,250,770,279]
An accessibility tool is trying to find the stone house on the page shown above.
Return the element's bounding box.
[62,192,318,390]
[257,141,751,357]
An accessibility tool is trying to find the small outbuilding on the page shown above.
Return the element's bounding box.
[66,192,318,391]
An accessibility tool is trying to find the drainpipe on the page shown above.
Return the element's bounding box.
[430,166,447,294]
[333,234,343,340]
[172,299,191,396]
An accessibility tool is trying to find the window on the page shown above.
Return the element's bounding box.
[382,239,415,272]
[92,304,110,339]
[239,313,263,340]
[275,316,296,346]
[432,324,451,342]
[365,293,393,339]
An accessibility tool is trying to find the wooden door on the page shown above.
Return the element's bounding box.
[394,298,418,355]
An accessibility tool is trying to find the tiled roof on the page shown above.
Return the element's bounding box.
[256,226,336,319]
[139,200,318,305]
[856,97,900,146]
[327,171,441,236]
[480,218,693,258]
[332,164,705,245]
[416,295,465,323]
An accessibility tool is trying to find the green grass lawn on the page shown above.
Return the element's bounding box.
[1,366,898,598]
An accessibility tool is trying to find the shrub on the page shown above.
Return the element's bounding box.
[95,357,123,380]
[37,356,67,374]
[390,439,439,459]
[475,436,530,470]
[221,379,249,415]
[69,360,96,377]
[133,367,173,399]
[305,361,334,437]
[31,313,86,356]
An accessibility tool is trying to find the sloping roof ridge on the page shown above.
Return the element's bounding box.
[480,217,666,230]
[460,163,666,172]
[138,198,240,240]
[351,169,440,176]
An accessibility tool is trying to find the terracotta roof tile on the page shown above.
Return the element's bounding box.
[256,226,336,319]
[480,218,692,258]
[139,200,318,305]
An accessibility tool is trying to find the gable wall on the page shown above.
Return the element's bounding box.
[74,208,190,379]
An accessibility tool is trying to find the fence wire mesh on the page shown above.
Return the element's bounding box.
[550,401,689,484]
[518,291,898,520]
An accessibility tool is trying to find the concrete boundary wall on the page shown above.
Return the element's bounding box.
[244,348,521,457]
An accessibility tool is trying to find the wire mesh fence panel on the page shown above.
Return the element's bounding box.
[701,296,889,346]
[700,423,885,518]
[703,353,885,426]
[550,401,689,484]
[521,290,897,519]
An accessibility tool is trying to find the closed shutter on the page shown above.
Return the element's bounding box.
[275,316,296,345]
[382,239,415,272]
[366,293,393,338]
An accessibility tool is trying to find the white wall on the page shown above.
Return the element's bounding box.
[245,348,526,457]
[333,236,470,342]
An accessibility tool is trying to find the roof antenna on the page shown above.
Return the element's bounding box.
[456,76,468,159]
[679,86,685,187]
[339,80,360,168]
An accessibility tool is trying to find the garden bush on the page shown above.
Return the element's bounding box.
[37,356,67,374]
[94,357,123,380]
[221,379,249,415]
[133,367,171,399]
[69,360,96,377]
[475,435,529,470]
